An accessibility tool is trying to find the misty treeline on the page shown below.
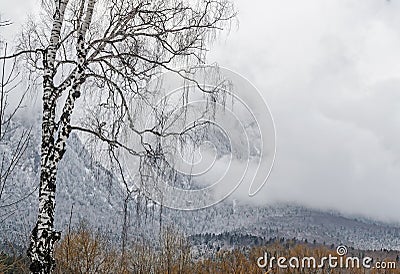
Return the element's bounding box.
[2,225,399,274]
[0,0,236,273]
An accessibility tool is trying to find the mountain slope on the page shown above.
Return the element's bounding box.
[0,118,399,252]
[0,118,126,244]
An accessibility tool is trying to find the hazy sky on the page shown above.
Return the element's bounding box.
[207,0,400,223]
[1,0,400,223]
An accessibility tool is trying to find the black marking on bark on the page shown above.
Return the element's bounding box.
[72,90,81,99]
[29,260,42,273]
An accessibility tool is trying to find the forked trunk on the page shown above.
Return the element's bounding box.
[27,0,94,272]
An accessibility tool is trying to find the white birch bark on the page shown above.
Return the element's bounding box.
[28,0,95,273]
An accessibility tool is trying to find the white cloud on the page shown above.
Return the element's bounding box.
[207,0,400,222]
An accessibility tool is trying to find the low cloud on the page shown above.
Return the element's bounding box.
[207,0,400,223]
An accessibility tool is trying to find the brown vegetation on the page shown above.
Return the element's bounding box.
[1,226,399,273]
[52,227,400,274]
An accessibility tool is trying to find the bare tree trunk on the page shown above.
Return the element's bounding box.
[27,0,67,269]
[121,194,129,268]
[27,0,95,272]
[28,164,61,273]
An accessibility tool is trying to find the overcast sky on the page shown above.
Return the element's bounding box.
[207,0,400,223]
[1,0,400,223]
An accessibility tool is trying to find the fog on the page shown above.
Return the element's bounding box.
[1,0,400,222]
[207,0,400,223]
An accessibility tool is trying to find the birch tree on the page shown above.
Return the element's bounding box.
[4,0,235,273]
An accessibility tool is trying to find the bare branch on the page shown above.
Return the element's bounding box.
[0,49,44,60]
